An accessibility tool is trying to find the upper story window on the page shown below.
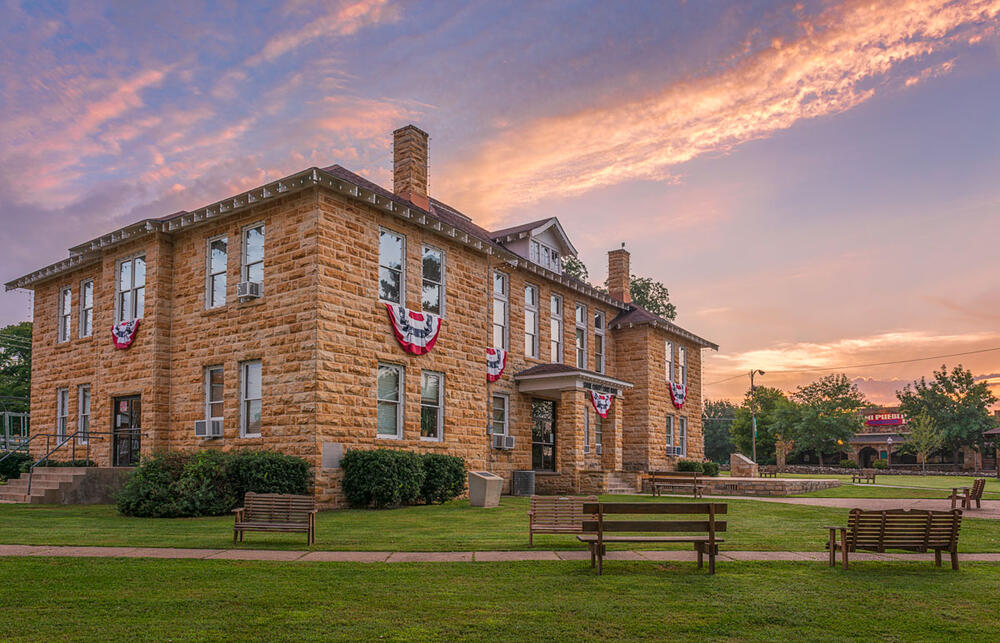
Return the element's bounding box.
[205,366,224,423]
[575,303,587,369]
[377,363,403,439]
[678,346,688,385]
[422,245,444,315]
[80,280,93,338]
[57,286,71,343]
[492,271,508,350]
[594,311,606,374]
[420,371,444,441]
[550,294,563,363]
[379,228,404,305]
[665,340,674,383]
[529,240,561,273]
[116,255,146,323]
[240,360,262,438]
[524,284,539,358]
[242,224,265,285]
[207,236,228,309]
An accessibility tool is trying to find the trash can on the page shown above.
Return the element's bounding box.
[468,471,503,507]
[511,470,535,496]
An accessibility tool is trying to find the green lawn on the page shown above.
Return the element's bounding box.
[777,473,1000,499]
[1,557,998,641]
[1,497,998,552]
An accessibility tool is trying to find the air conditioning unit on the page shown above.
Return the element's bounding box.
[237,281,262,300]
[492,434,515,450]
[504,435,515,450]
[596,444,603,455]
[195,419,223,438]
[584,444,590,454]
[667,446,681,456]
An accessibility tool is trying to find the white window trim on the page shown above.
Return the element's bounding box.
[114,254,146,323]
[595,411,603,449]
[492,271,509,350]
[378,227,405,306]
[77,385,90,444]
[79,279,93,338]
[679,417,688,457]
[420,370,444,442]
[57,285,71,343]
[550,294,563,363]
[594,311,606,374]
[665,340,674,383]
[241,222,265,285]
[584,406,591,454]
[206,235,228,310]
[666,415,675,455]
[530,239,562,274]
[524,284,539,358]
[377,363,404,439]
[205,365,224,423]
[491,393,509,436]
[679,346,688,386]
[56,388,69,441]
[575,303,587,369]
[421,244,445,317]
[240,360,262,438]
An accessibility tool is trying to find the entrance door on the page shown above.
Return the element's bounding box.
[531,399,556,472]
[113,396,141,467]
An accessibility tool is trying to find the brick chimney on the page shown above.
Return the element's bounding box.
[393,125,430,211]
[608,245,631,304]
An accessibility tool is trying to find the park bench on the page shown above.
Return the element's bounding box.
[527,495,597,546]
[648,470,703,498]
[578,501,727,574]
[949,478,986,510]
[825,508,962,570]
[759,466,778,478]
[233,492,317,545]
[851,469,877,484]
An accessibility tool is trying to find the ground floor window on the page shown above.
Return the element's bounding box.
[666,415,674,455]
[377,363,403,438]
[56,388,68,440]
[532,399,556,472]
[679,417,687,457]
[240,360,262,438]
[420,371,443,441]
[77,385,91,443]
[491,394,508,436]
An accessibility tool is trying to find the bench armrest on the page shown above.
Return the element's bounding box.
[232,507,245,514]
[309,509,319,515]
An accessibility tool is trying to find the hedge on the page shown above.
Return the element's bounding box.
[341,449,466,509]
[0,453,32,481]
[676,460,704,474]
[701,462,720,476]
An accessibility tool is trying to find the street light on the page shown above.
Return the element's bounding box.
[886,437,893,469]
[750,369,766,464]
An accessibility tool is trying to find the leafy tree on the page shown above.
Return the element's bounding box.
[902,412,943,475]
[782,374,867,466]
[628,276,677,321]
[730,386,791,465]
[896,365,997,461]
[0,322,31,413]
[702,399,737,463]
[561,256,589,282]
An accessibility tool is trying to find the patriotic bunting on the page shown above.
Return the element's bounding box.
[486,347,507,382]
[590,390,613,418]
[111,319,141,350]
[670,382,687,409]
[385,304,441,355]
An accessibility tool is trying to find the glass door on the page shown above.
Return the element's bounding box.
[113,396,141,467]
[531,399,556,472]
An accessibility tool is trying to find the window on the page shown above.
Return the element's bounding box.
[80,280,93,338]
[679,417,688,457]
[242,224,265,285]
[584,407,591,453]
[207,236,228,309]
[524,284,539,358]
[377,364,403,438]
[57,286,71,343]
[420,371,443,440]
[205,366,224,423]
[595,411,603,450]
[585,407,603,455]
[77,385,90,443]
[666,415,675,454]
[378,228,404,304]
[665,340,674,382]
[529,241,539,263]
[116,256,146,323]
[575,303,587,369]
[550,294,563,362]
[594,311,606,373]
[240,360,262,437]
[421,245,445,315]
[56,388,68,440]
[492,394,509,436]
[529,239,562,273]
[678,346,688,385]
[531,399,556,471]
[492,271,508,349]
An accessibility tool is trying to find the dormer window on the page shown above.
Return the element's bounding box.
[529,240,561,274]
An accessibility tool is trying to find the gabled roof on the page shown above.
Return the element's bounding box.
[489,217,578,257]
[610,303,718,350]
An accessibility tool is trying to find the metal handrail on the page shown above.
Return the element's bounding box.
[0,433,49,467]
[25,430,135,495]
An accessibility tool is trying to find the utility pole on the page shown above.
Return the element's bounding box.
[749,369,765,463]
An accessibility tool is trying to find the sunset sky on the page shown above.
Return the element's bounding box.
[2,0,998,405]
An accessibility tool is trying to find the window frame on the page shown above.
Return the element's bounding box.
[550,294,563,363]
[239,360,262,438]
[56,388,69,441]
[114,254,146,323]
[420,370,444,442]
[206,234,228,309]
[79,279,93,338]
[574,303,587,369]
[679,417,688,457]
[77,385,90,444]
[665,340,674,383]
[57,285,71,343]
[492,271,509,350]
[679,346,688,386]
[524,283,539,358]
[584,406,591,454]
[378,227,405,305]
[376,363,404,439]
[594,311,606,374]
[241,222,265,285]
[205,365,225,425]
[491,393,509,436]
[666,415,675,455]
[530,239,562,273]
[421,244,445,316]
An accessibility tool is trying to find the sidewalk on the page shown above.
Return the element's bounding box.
[3,544,1000,563]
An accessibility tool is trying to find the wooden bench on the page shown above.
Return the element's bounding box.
[527,495,597,546]
[759,466,778,478]
[578,501,727,574]
[949,478,986,510]
[233,492,317,545]
[648,471,703,498]
[851,469,877,484]
[825,508,962,570]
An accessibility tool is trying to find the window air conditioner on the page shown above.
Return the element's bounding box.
[237,281,262,300]
[492,434,515,450]
[195,419,223,438]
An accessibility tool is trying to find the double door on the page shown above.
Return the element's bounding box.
[113,396,141,467]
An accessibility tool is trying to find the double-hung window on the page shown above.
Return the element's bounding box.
[595,411,603,451]
[117,256,146,323]
[80,280,93,338]
[665,340,674,383]
[377,363,403,438]
[420,371,443,441]
[679,417,688,457]
[205,366,224,424]
[77,385,91,443]
[524,284,539,358]
[594,311,606,373]
[57,286,71,343]
[575,303,587,369]
[379,228,404,304]
[585,407,591,453]
[666,415,675,455]
[242,224,265,285]
[240,360,262,438]
[491,394,509,436]
[421,245,445,315]
[678,346,688,385]
[56,388,69,440]
[207,236,228,308]
[550,294,563,362]
[529,240,561,273]
[492,272,508,349]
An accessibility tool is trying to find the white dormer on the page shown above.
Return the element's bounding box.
[490,217,578,275]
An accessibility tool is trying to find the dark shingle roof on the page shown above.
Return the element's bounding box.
[489,219,554,241]
[611,303,718,350]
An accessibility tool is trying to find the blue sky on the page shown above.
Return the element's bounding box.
[2,0,999,402]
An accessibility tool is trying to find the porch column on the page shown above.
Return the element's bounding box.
[602,397,623,472]
[558,390,585,489]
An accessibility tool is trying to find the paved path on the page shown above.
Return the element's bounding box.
[2,544,1000,563]
[706,496,1000,519]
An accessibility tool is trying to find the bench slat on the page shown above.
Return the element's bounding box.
[582,520,727,533]
[581,502,726,515]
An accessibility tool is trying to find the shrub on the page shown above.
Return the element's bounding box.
[872,459,888,470]
[839,459,858,469]
[0,453,32,481]
[676,460,704,473]
[230,450,312,498]
[175,450,238,517]
[116,451,189,518]
[341,449,425,509]
[420,453,466,504]
[701,462,720,477]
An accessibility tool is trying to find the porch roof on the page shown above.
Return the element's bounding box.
[513,363,633,397]
[850,433,908,444]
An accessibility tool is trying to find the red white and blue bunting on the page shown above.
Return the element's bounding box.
[111,319,141,350]
[670,382,687,409]
[385,304,441,355]
[590,390,613,418]
[486,347,507,382]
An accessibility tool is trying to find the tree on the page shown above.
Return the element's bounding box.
[561,256,589,282]
[628,276,677,321]
[0,322,32,414]
[702,399,737,463]
[896,365,997,462]
[903,412,943,475]
[730,386,791,465]
[782,374,867,466]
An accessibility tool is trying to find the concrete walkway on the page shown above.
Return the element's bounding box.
[3,544,1000,563]
[707,496,1000,519]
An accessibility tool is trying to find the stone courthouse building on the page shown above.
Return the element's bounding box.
[6,125,716,505]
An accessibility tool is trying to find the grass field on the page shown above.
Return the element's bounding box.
[1,557,998,641]
[778,473,1000,498]
[1,496,998,552]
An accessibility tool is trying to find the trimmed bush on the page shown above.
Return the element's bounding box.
[0,453,32,481]
[676,460,705,473]
[839,459,858,469]
[420,453,466,504]
[872,459,888,470]
[116,451,189,518]
[175,450,238,517]
[701,462,720,477]
[231,450,312,498]
[341,449,425,509]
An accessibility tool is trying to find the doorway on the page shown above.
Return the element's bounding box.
[113,396,141,467]
[531,399,556,472]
